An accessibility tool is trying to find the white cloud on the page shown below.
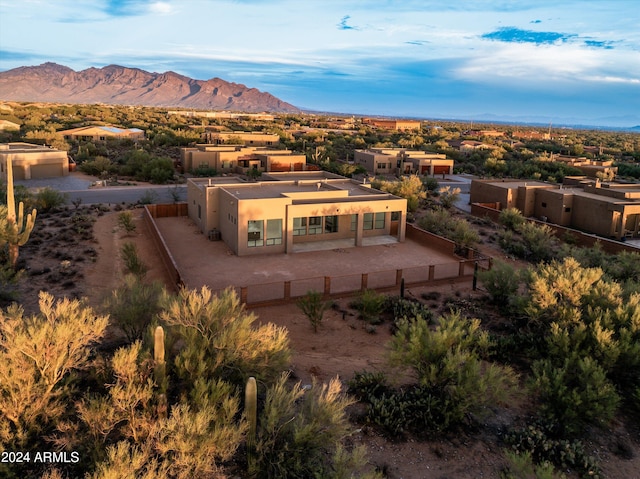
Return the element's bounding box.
[149,1,173,15]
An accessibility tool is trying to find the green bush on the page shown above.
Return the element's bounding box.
[374,313,519,435]
[499,207,525,231]
[297,290,330,333]
[120,242,148,278]
[117,210,136,235]
[160,287,290,387]
[103,274,165,342]
[478,260,520,306]
[35,187,68,212]
[504,422,601,478]
[531,356,620,435]
[418,207,479,249]
[350,289,387,324]
[254,374,379,478]
[348,370,392,402]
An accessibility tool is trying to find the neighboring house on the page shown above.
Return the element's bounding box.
[456,140,496,153]
[180,145,306,173]
[551,154,617,179]
[59,125,145,142]
[202,130,280,146]
[168,111,275,121]
[362,118,421,131]
[466,129,505,138]
[470,178,640,240]
[0,120,20,131]
[0,142,69,180]
[511,130,551,141]
[354,148,453,176]
[187,171,408,256]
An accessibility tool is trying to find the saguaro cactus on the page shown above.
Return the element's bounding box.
[245,376,257,473]
[154,325,168,418]
[4,157,36,269]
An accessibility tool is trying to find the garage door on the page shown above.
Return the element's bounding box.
[433,165,450,175]
[30,164,64,179]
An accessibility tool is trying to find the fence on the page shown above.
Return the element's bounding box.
[142,202,492,306]
[143,203,186,290]
[237,257,492,307]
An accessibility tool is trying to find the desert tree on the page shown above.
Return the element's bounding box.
[159,286,291,387]
[254,372,382,479]
[297,289,330,333]
[0,292,108,448]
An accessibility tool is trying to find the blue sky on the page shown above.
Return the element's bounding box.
[1,0,639,127]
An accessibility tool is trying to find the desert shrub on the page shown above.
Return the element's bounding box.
[297,290,331,333]
[372,175,426,212]
[368,312,519,436]
[531,356,620,436]
[504,422,601,478]
[499,222,558,263]
[438,185,460,209]
[297,290,330,333]
[104,274,165,342]
[500,450,565,479]
[81,344,244,478]
[478,260,520,307]
[160,287,290,387]
[0,293,108,450]
[117,210,136,235]
[350,289,387,325]
[120,242,148,278]
[418,207,479,249]
[253,373,379,479]
[79,156,115,177]
[138,189,159,205]
[348,371,392,402]
[35,187,68,212]
[499,207,525,231]
[390,297,433,323]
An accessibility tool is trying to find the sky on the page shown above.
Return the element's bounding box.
[0,0,639,127]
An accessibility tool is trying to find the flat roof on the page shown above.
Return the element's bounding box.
[480,180,551,189]
[221,180,390,200]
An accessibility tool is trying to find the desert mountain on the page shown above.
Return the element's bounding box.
[0,62,299,113]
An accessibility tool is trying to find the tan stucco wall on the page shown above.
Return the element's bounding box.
[534,189,574,225]
[0,148,69,180]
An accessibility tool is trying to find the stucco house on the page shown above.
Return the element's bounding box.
[202,130,280,146]
[470,178,640,240]
[354,148,454,176]
[59,125,145,142]
[0,142,69,180]
[187,171,407,256]
[362,118,421,131]
[180,145,306,174]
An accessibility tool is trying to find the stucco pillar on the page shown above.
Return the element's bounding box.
[397,211,406,242]
[355,213,364,247]
[23,164,31,180]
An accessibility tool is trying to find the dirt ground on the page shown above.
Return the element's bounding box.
[11,208,640,479]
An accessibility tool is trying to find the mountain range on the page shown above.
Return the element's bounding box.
[0,63,299,113]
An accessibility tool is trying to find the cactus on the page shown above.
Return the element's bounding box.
[4,157,37,269]
[245,376,257,474]
[154,325,167,418]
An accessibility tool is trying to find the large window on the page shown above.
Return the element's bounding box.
[375,212,385,229]
[293,217,307,236]
[363,213,374,230]
[308,216,322,235]
[266,219,283,245]
[247,220,263,247]
[325,215,338,233]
